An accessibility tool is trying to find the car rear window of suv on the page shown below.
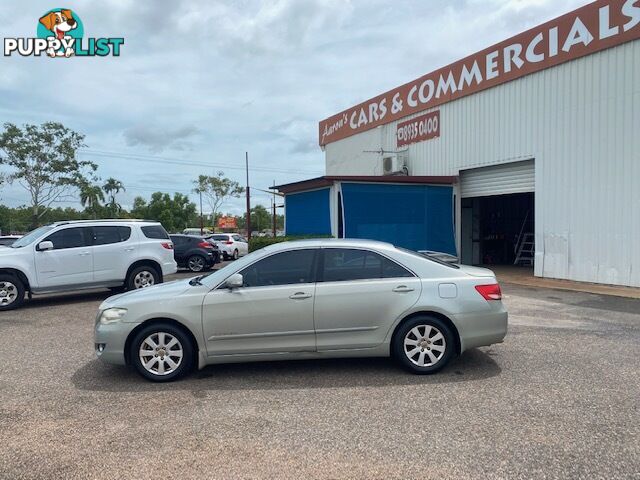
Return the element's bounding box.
[212,235,229,241]
[141,225,170,239]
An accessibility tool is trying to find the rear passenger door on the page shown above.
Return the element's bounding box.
[92,226,134,282]
[313,248,421,351]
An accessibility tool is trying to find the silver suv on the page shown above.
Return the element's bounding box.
[0,220,177,310]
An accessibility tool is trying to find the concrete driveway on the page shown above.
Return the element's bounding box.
[0,274,638,479]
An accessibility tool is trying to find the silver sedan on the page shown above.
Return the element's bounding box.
[94,239,507,382]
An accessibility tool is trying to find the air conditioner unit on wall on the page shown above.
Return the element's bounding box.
[382,154,409,176]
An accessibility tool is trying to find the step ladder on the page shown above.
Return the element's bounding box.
[514,233,534,265]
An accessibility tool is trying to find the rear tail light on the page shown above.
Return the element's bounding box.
[198,241,213,249]
[225,240,233,245]
[475,283,502,301]
[161,242,173,250]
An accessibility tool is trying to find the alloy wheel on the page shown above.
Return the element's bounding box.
[133,270,155,289]
[138,332,184,376]
[188,256,205,272]
[403,325,447,367]
[0,281,18,307]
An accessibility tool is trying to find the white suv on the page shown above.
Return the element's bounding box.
[0,220,177,310]
[208,233,248,260]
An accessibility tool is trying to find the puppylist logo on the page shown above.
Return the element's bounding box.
[4,8,124,58]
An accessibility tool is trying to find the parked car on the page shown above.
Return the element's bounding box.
[207,233,248,260]
[0,235,22,247]
[182,228,212,236]
[170,235,220,272]
[0,220,177,311]
[94,238,508,382]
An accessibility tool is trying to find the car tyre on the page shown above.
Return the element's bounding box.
[187,255,206,272]
[392,315,455,374]
[232,249,239,260]
[130,322,194,382]
[0,274,25,311]
[126,265,160,290]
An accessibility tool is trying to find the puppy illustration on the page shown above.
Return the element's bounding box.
[39,9,77,58]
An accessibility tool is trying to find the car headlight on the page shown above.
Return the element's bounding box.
[99,308,128,324]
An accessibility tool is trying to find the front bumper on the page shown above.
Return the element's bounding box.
[94,320,137,366]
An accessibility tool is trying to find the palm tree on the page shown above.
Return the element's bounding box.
[103,177,125,215]
[80,184,105,219]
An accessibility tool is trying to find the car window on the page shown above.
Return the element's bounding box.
[322,248,414,282]
[141,225,170,239]
[170,236,185,246]
[212,235,228,241]
[240,249,317,287]
[232,235,243,242]
[93,226,131,245]
[43,227,91,250]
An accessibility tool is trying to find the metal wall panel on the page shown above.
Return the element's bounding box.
[324,40,640,287]
[460,160,534,198]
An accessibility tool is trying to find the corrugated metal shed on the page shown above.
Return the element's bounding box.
[324,40,640,287]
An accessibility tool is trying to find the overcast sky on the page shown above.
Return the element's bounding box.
[0,0,585,214]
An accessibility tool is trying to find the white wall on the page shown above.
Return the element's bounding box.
[324,40,640,287]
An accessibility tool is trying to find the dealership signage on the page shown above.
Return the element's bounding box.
[217,216,238,229]
[396,110,440,147]
[319,0,640,146]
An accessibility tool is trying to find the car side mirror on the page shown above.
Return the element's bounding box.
[224,273,243,289]
[37,241,54,251]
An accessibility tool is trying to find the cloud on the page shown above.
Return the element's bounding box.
[123,124,201,153]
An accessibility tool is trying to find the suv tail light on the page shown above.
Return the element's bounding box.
[225,240,233,245]
[475,283,502,301]
[198,241,213,249]
[161,242,173,250]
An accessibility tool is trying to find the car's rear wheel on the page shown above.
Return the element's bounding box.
[127,265,159,290]
[187,255,206,272]
[0,275,25,311]
[393,316,455,374]
[130,322,194,382]
[232,249,239,260]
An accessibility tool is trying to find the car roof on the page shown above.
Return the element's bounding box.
[50,219,161,227]
[262,238,395,253]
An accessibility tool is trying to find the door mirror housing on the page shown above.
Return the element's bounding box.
[37,241,54,251]
[224,273,243,289]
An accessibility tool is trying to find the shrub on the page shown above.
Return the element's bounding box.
[248,235,332,252]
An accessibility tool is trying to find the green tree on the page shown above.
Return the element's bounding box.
[130,192,197,233]
[192,172,245,224]
[0,122,96,227]
[79,183,105,219]
[102,177,125,215]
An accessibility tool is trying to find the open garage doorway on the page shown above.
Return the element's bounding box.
[460,192,534,265]
[459,160,535,267]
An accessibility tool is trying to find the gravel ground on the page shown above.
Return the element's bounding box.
[0,272,638,479]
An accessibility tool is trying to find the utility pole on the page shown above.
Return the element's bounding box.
[272,180,277,237]
[245,152,251,240]
[199,190,204,235]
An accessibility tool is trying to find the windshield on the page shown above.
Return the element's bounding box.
[11,225,54,248]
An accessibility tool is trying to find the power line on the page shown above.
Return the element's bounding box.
[79,149,324,176]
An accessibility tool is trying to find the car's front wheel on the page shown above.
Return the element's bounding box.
[392,316,455,374]
[0,274,25,311]
[130,322,194,382]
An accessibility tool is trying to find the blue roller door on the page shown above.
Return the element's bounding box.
[341,183,456,254]
[285,188,332,235]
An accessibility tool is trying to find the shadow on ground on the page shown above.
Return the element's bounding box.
[72,348,502,393]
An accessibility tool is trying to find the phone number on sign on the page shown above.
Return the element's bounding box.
[396,111,440,147]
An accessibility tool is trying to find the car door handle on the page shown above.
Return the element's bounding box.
[78,251,91,257]
[124,247,135,252]
[289,292,312,300]
[393,286,414,293]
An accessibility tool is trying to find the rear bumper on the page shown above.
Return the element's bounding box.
[161,260,178,276]
[453,309,508,352]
